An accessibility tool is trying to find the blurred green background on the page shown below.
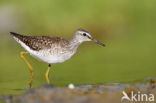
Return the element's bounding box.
[0,0,156,95]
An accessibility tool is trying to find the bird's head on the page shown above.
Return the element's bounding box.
[74,28,105,47]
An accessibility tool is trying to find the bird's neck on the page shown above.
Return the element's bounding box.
[68,37,82,51]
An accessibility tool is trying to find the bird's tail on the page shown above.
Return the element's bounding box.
[10,32,24,41]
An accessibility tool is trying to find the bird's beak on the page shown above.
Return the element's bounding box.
[87,35,105,47]
[91,38,105,47]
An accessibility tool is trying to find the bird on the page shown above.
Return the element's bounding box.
[10,28,105,88]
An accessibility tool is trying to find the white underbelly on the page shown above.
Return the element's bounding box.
[30,53,72,64]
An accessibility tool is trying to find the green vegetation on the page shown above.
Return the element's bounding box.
[0,0,156,95]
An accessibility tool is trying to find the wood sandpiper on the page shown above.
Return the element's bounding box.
[10,28,105,88]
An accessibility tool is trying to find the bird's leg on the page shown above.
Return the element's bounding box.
[45,64,51,84]
[20,51,34,89]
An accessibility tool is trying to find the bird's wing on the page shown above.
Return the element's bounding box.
[10,32,69,51]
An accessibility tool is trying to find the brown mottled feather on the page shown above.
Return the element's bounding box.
[10,32,69,51]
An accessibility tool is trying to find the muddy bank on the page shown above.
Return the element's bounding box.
[0,79,156,103]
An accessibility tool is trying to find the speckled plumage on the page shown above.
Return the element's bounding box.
[10,30,82,64]
[10,32,69,51]
[10,29,104,64]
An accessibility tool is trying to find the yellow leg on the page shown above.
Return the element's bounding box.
[45,64,51,84]
[20,51,34,88]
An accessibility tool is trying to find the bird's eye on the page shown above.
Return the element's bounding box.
[83,33,87,36]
